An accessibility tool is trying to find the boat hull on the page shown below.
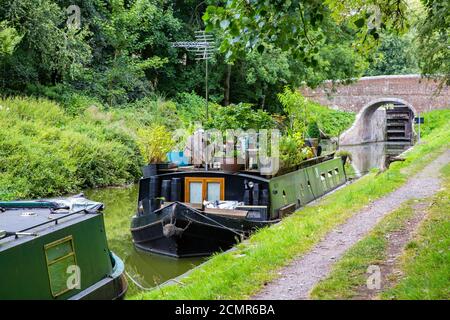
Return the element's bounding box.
[131,203,269,258]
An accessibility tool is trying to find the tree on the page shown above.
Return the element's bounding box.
[0,0,91,90]
[365,33,419,76]
[0,21,22,57]
[203,0,409,63]
[415,0,449,86]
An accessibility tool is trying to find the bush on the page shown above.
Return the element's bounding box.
[136,124,175,164]
[205,103,276,131]
[0,97,142,200]
[278,87,355,138]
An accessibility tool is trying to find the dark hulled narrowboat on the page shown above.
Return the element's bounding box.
[0,195,127,300]
[131,155,347,258]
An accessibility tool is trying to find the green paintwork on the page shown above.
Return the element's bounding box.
[0,201,59,208]
[0,214,112,299]
[269,158,346,218]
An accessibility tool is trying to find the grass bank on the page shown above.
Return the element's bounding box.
[133,111,450,300]
[0,97,143,200]
[311,162,449,300]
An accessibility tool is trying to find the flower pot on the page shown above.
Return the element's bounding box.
[221,156,244,173]
[142,164,157,178]
[221,163,244,173]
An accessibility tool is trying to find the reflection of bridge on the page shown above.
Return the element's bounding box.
[300,75,449,145]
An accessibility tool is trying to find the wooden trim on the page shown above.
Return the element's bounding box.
[184,177,225,203]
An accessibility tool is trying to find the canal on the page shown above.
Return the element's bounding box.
[84,185,205,296]
[339,141,412,178]
[85,141,411,296]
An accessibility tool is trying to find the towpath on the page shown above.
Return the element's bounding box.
[252,149,450,300]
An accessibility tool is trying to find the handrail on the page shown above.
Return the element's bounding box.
[1,208,96,241]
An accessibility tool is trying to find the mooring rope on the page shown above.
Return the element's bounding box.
[124,270,154,291]
[125,270,185,291]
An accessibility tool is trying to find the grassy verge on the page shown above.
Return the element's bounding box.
[309,201,417,299]
[380,163,450,300]
[311,162,450,300]
[133,113,449,300]
[0,97,143,199]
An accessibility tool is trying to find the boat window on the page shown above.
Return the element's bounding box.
[335,168,340,175]
[207,182,221,202]
[44,236,77,297]
[185,177,225,204]
[188,181,203,204]
[328,171,333,178]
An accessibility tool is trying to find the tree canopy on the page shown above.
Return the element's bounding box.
[0,0,446,110]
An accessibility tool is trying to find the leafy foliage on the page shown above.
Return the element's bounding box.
[415,0,450,86]
[136,124,175,164]
[0,21,22,56]
[278,87,355,138]
[204,103,276,131]
[0,97,142,200]
[365,33,419,76]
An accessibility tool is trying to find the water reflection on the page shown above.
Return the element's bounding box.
[339,142,412,177]
[84,185,205,295]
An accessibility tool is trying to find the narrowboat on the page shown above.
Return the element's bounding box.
[130,154,347,258]
[0,195,127,300]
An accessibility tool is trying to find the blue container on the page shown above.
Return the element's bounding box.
[167,151,190,166]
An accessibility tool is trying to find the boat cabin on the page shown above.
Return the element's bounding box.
[137,155,346,221]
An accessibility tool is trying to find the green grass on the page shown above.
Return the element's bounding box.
[133,112,450,300]
[305,162,450,300]
[0,97,143,199]
[380,163,450,300]
[309,201,417,299]
[414,108,450,138]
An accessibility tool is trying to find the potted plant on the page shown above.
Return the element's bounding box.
[137,124,175,178]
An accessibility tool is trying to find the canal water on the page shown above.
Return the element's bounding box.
[85,141,411,295]
[339,141,412,178]
[84,185,205,295]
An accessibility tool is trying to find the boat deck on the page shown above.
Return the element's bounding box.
[0,207,91,249]
[160,202,249,218]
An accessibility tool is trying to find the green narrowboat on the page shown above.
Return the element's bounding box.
[0,195,127,300]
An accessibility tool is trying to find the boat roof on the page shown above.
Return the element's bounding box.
[155,169,271,183]
[0,196,104,251]
[155,155,336,181]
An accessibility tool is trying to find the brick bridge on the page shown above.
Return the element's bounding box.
[300,75,449,145]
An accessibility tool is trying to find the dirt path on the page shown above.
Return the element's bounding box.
[253,149,449,300]
[352,201,430,299]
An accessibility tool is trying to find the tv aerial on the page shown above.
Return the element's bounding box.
[172,31,216,120]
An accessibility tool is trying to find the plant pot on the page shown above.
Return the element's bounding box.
[142,164,157,178]
[149,198,162,213]
[221,157,244,173]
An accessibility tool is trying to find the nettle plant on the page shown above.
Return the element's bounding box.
[137,124,175,164]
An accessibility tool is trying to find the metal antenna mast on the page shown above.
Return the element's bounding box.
[172,31,215,120]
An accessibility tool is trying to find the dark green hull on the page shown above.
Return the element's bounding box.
[0,197,127,300]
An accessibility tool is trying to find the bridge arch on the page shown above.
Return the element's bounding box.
[340,97,416,145]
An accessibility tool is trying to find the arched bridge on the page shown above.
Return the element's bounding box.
[300,75,449,145]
